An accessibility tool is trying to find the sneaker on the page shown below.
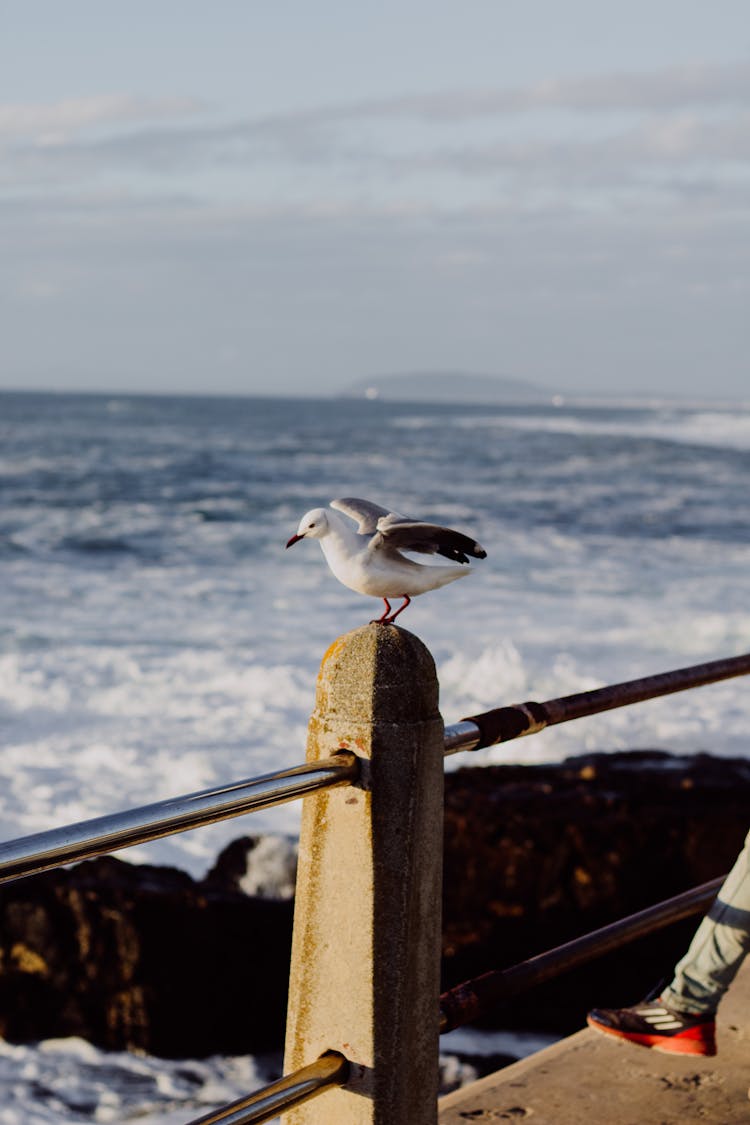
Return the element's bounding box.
[587,998,717,1056]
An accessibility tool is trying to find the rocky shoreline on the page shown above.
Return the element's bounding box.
[1,750,747,1056]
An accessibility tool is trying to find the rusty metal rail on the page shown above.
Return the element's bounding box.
[445,650,750,754]
[439,875,725,1033]
[185,1051,349,1125]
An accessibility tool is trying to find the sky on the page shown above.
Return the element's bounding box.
[1,1,748,398]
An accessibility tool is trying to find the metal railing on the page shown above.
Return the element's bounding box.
[444,650,750,755]
[0,752,358,885]
[185,1052,348,1125]
[439,874,726,1033]
[1,644,749,1121]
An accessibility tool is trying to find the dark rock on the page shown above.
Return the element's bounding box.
[0,855,293,1057]
[1,751,748,1054]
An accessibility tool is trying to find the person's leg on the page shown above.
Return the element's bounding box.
[661,827,750,1016]
[587,828,750,1056]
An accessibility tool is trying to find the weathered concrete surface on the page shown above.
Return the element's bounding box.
[439,960,750,1124]
[283,624,445,1124]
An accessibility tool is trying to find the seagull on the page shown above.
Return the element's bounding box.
[286,497,487,623]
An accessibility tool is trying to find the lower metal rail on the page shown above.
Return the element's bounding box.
[439,874,725,1032]
[186,1052,349,1125]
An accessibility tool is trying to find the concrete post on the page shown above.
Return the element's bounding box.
[282,624,444,1125]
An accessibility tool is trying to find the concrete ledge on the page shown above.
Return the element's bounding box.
[440,961,750,1123]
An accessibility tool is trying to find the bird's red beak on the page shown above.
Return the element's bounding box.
[286,533,303,548]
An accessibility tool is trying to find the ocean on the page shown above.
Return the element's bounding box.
[1,390,749,1120]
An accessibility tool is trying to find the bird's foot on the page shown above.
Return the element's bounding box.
[369,596,411,625]
[370,598,392,624]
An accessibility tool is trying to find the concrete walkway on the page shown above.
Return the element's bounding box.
[440,961,750,1124]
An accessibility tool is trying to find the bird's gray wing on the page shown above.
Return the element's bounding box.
[330,497,403,535]
[374,519,487,565]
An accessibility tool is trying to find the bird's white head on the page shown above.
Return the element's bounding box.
[286,507,330,548]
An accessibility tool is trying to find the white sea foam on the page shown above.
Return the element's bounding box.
[451,405,750,451]
[0,1037,273,1124]
[0,1027,551,1124]
[236,835,298,899]
[2,524,749,870]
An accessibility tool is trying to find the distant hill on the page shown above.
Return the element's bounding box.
[345,372,557,404]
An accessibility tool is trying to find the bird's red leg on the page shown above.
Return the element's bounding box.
[371,598,392,624]
[385,595,411,623]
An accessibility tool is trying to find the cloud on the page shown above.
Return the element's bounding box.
[0,94,203,142]
[395,110,750,185]
[3,59,749,173]
[356,60,750,119]
[0,60,747,400]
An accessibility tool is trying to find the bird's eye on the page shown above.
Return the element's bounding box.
[309,522,316,528]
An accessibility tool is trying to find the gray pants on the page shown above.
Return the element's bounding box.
[661,827,750,1016]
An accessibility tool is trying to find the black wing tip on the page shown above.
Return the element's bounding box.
[462,537,487,560]
[436,540,487,564]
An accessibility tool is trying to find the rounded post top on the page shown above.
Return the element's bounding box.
[316,624,440,725]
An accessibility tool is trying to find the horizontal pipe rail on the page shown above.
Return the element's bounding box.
[443,720,482,755]
[446,650,750,753]
[185,1051,349,1125]
[0,753,358,886]
[439,875,725,1033]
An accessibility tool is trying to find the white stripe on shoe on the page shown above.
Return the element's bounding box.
[634,1008,689,1031]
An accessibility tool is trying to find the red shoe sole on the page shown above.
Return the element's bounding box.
[586,1015,717,1057]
